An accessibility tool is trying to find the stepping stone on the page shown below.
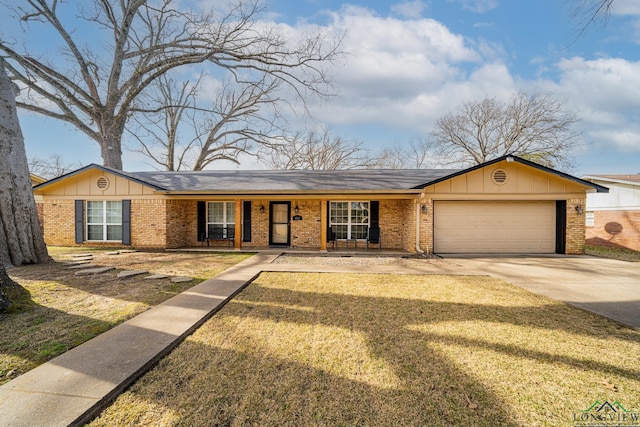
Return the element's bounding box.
[119,250,139,253]
[71,257,94,262]
[75,266,115,276]
[65,260,92,266]
[68,264,98,269]
[106,251,120,255]
[71,253,93,258]
[171,276,194,283]
[117,270,147,278]
[144,274,169,280]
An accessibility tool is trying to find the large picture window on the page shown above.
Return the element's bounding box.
[330,201,369,239]
[207,202,235,238]
[86,201,122,241]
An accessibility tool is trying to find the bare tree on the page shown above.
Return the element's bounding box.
[261,127,373,170]
[130,73,285,170]
[574,0,614,34]
[375,138,438,169]
[431,91,581,170]
[1,0,341,169]
[28,153,80,179]
[128,74,200,171]
[192,76,285,170]
[0,62,48,275]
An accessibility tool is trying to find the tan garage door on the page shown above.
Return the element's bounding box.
[434,201,556,253]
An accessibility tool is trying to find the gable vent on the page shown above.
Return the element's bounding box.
[492,169,507,185]
[96,176,110,190]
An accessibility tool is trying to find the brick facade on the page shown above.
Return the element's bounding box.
[566,197,587,255]
[586,210,640,252]
[41,195,589,254]
[43,200,76,246]
[130,199,167,248]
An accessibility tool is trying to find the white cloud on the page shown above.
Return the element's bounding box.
[448,0,498,14]
[303,5,483,130]
[611,0,640,16]
[391,1,426,19]
[535,57,640,152]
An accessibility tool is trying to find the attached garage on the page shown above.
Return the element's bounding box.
[434,201,557,254]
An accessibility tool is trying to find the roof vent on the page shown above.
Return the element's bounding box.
[492,169,507,185]
[96,176,110,190]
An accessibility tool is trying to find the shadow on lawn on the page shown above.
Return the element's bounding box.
[93,274,640,426]
[0,301,114,386]
[6,260,197,306]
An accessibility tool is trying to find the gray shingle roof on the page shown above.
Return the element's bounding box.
[125,169,460,192]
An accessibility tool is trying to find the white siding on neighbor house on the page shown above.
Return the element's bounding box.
[585,180,640,211]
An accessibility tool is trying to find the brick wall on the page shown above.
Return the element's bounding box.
[566,197,586,255]
[166,200,195,248]
[130,200,167,248]
[43,198,171,249]
[380,199,415,250]
[586,210,640,252]
[290,200,323,248]
[419,198,433,254]
[43,200,76,246]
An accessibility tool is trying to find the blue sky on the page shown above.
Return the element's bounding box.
[11,0,640,175]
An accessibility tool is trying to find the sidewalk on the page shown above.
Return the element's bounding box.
[0,253,280,427]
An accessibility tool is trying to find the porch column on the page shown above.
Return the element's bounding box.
[234,199,242,250]
[320,199,327,251]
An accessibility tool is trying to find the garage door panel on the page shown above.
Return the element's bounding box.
[434,201,556,254]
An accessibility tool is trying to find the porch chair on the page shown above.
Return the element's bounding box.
[366,227,381,251]
[327,226,337,248]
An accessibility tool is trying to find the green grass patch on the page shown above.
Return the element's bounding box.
[90,272,640,427]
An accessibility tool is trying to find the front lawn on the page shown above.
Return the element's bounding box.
[0,248,251,385]
[90,272,640,426]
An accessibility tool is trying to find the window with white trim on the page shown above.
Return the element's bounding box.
[586,211,595,227]
[207,202,235,238]
[86,201,122,241]
[330,201,369,240]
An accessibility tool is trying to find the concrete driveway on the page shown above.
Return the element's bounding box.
[443,255,640,329]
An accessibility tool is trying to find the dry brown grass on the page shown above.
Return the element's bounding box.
[0,247,251,385]
[585,245,640,262]
[90,272,640,427]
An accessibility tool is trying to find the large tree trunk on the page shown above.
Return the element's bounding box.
[0,262,28,312]
[0,62,49,267]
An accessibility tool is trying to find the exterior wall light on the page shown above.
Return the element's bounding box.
[294,204,299,214]
[575,205,584,214]
[260,204,265,213]
[421,204,428,214]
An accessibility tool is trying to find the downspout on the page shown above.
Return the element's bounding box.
[415,200,424,254]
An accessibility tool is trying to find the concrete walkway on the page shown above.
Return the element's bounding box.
[0,253,279,427]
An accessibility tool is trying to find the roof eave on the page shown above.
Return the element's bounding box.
[155,189,425,196]
[32,164,168,192]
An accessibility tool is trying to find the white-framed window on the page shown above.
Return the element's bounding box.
[330,201,369,240]
[207,201,235,238]
[86,201,122,241]
[586,211,595,227]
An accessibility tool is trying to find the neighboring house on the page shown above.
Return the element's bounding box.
[582,174,640,252]
[30,173,46,187]
[33,155,607,255]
